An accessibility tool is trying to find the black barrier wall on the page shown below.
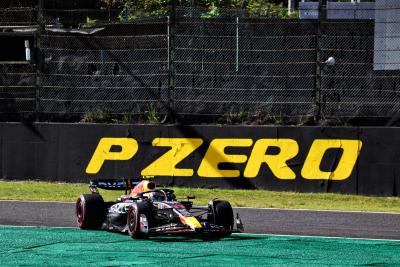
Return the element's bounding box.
[1,123,400,197]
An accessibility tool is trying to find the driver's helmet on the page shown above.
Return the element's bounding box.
[146,192,165,202]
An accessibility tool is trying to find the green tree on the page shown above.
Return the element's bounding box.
[101,0,291,19]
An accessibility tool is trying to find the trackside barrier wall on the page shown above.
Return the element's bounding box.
[0,123,399,197]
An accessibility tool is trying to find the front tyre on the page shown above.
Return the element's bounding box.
[76,194,105,230]
[208,200,234,237]
[127,202,153,239]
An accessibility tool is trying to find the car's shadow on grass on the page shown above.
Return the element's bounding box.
[106,230,259,243]
[147,234,259,243]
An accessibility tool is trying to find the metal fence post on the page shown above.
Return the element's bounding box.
[167,0,177,121]
[167,16,170,71]
[314,0,327,123]
[35,0,45,121]
[236,17,239,72]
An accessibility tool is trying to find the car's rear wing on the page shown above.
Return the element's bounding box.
[89,178,147,193]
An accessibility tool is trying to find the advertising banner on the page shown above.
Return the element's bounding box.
[1,123,399,196]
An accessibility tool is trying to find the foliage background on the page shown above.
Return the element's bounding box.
[99,0,291,19]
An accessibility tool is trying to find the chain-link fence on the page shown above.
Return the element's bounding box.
[40,20,169,118]
[173,17,316,121]
[1,1,400,125]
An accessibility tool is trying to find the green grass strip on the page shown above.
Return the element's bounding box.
[1,226,400,266]
[1,180,400,212]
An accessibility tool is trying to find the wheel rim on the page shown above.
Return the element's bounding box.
[129,208,137,232]
[76,199,83,224]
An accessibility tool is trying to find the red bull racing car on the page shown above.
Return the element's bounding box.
[76,178,244,239]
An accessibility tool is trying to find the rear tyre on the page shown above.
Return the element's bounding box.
[76,194,106,230]
[127,202,153,239]
[208,200,234,237]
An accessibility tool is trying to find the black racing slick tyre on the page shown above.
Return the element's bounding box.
[208,200,234,237]
[76,194,106,230]
[127,202,153,239]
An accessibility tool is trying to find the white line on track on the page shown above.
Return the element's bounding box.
[0,224,77,229]
[235,232,400,242]
[234,206,400,215]
[0,199,74,204]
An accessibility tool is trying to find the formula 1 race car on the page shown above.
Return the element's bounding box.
[76,178,244,239]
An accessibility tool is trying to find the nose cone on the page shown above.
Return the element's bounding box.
[182,216,202,230]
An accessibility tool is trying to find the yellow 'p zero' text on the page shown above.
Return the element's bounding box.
[86,137,362,180]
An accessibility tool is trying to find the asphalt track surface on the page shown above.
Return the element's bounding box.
[1,200,400,240]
